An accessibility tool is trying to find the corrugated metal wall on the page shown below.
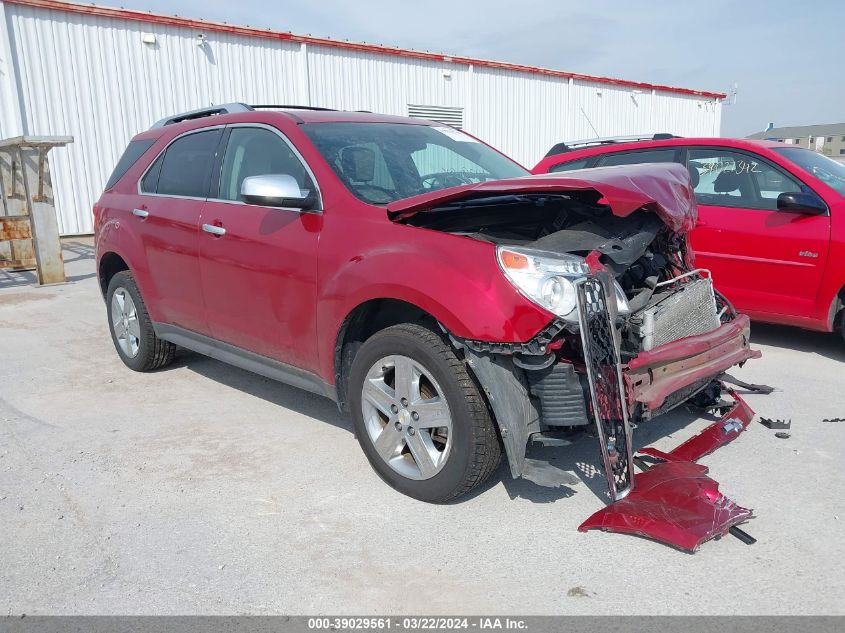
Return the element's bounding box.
[0,1,722,235]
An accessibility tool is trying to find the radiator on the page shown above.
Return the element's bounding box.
[634,277,720,351]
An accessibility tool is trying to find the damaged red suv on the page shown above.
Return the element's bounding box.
[94,105,758,517]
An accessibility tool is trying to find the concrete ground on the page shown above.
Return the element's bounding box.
[1,238,844,615]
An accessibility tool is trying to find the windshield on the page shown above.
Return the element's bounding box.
[775,147,845,195]
[301,122,528,204]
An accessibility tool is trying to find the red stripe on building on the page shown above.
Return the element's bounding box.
[4,0,726,99]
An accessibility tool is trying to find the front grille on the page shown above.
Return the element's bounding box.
[576,277,635,500]
[634,277,720,350]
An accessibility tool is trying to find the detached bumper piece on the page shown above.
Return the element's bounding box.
[578,461,753,552]
[579,389,756,552]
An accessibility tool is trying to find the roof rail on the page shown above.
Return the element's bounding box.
[544,133,681,157]
[250,104,337,111]
[151,103,254,128]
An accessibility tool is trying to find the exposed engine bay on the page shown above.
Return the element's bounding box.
[400,191,731,374]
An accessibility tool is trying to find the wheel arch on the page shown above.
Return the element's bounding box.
[332,297,538,480]
[333,298,441,412]
[832,284,845,331]
[98,251,130,297]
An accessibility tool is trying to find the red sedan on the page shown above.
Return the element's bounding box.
[534,136,845,340]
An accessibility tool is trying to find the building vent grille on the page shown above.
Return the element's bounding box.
[407,104,464,128]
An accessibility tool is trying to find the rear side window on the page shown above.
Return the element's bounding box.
[105,139,154,190]
[140,154,164,193]
[153,129,223,198]
[549,158,591,173]
[596,149,677,167]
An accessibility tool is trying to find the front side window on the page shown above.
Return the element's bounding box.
[687,148,802,210]
[153,129,223,198]
[218,127,314,202]
[301,122,527,204]
[776,146,845,196]
[595,148,677,167]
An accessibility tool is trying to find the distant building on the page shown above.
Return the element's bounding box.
[0,0,725,235]
[747,123,845,158]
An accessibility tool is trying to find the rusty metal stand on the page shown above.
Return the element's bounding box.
[0,136,73,285]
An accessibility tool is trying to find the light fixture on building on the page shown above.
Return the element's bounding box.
[140,32,157,45]
[196,33,207,46]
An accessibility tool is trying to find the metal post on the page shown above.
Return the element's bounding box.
[0,136,73,284]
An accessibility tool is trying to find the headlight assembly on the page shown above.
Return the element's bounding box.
[497,246,629,321]
[497,246,589,319]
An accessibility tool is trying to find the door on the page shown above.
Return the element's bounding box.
[133,127,223,333]
[198,124,322,371]
[686,147,831,318]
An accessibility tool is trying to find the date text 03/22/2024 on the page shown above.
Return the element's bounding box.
[307,617,528,630]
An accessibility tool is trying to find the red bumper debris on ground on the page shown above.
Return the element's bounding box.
[579,389,756,552]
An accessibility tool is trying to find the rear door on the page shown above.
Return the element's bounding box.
[685,147,831,318]
[133,127,223,333]
[198,124,322,371]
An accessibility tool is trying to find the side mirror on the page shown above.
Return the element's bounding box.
[241,174,316,210]
[776,191,827,215]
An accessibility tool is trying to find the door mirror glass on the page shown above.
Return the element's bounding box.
[241,174,314,209]
[776,191,827,215]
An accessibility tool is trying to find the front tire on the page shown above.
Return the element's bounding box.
[106,270,175,372]
[348,323,501,503]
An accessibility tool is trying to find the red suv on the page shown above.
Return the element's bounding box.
[95,105,757,504]
[534,135,845,340]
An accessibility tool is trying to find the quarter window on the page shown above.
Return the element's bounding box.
[106,139,154,190]
[153,129,223,198]
[595,149,676,167]
[687,149,803,210]
[218,127,314,202]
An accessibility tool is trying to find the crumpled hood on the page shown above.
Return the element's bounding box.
[388,162,697,233]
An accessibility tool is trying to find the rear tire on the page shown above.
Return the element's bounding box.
[348,322,501,503]
[106,270,175,372]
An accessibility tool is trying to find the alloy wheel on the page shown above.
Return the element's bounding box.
[361,355,453,480]
[111,288,141,358]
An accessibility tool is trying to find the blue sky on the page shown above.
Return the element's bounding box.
[118,0,842,137]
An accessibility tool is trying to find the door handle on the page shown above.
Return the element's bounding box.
[202,223,226,237]
[132,208,149,219]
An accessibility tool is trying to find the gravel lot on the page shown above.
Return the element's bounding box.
[1,238,844,615]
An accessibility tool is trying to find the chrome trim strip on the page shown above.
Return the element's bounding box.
[136,122,323,212]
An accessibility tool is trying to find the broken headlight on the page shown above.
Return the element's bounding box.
[497,246,630,321]
[497,246,588,320]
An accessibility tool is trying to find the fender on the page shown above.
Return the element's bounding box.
[315,226,554,385]
[95,210,162,321]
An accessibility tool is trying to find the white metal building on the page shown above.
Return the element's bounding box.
[0,0,725,235]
